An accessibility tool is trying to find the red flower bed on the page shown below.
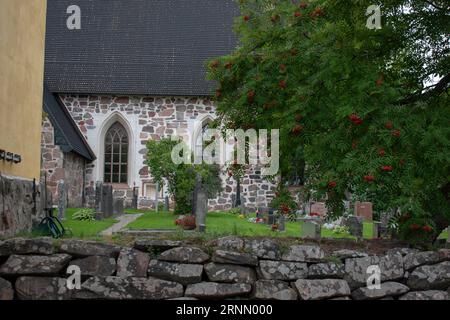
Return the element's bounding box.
[175,215,196,230]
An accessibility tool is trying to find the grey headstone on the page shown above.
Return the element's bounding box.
[195,177,207,233]
[373,221,382,239]
[164,196,169,212]
[94,181,103,219]
[267,208,275,225]
[101,185,114,218]
[344,216,364,239]
[132,187,138,209]
[278,214,286,232]
[300,219,321,240]
[94,181,103,211]
[113,198,124,216]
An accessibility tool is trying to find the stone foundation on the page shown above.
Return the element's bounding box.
[0,237,449,300]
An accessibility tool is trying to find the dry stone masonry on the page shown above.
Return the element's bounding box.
[0,237,449,300]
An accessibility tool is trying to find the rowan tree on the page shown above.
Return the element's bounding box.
[207,0,450,242]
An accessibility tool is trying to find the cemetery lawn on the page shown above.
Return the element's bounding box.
[62,208,118,238]
[125,210,376,239]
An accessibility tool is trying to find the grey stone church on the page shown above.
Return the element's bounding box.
[41,0,277,211]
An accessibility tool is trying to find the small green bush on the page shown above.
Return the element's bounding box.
[73,208,95,221]
[228,208,241,215]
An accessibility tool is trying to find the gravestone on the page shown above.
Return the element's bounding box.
[113,198,124,216]
[256,207,268,218]
[191,177,199,216]
[164,196,169,212]
[131,187,138,210]
[310,202,327,218]
[57,180,66,220]
[101,184,114,218]
[239,196,245,215]
[355,201,373,222]
[372,221,382,239]
[267,208,275,225]
[300,218,322,240]
[94,181,103,218]
[195,187,207,233]
[39,172,47,210]
[379,214,390,239]
[344,216,364,240]
[278,214,286,232]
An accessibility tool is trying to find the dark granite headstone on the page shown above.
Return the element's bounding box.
[267,208,275,225]
[101,184,114,218]
[278,214,286,232]
[344,216,364,239]
[379,214,390,239]
[94,181,103,213]
[195,176,207,233]
[131,187,138,210]
[372,221,382,239]
[164,196,169,212]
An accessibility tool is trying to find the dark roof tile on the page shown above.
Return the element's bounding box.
[44,0,239,96]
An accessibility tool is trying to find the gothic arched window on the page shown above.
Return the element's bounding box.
[104,122,128,184]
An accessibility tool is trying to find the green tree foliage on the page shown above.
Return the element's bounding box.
[147,138,223,214]
[208,0,449,241]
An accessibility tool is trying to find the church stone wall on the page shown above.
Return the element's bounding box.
[40,118,86,208]
[58,94,277,212]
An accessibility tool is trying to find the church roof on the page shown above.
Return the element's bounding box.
[43,84,96,161]
[44,0,239,96]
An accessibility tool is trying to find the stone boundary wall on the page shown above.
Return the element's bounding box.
[0,237,449,300]
[0,175,43,238]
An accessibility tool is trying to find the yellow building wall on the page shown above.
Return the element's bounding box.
[0,0,47,180]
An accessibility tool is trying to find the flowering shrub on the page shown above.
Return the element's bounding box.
[398,213,436,244]
[248,217,265,224]
[309,212,321,218]
[332,225,349,235]
[270,186,298,218]
[175,215,196,230]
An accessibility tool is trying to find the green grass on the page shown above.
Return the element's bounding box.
[126,210,378,239]
[62,208,118,238]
